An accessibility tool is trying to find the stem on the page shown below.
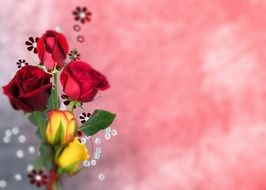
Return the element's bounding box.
[54,179,63,190]
[53,70,58,106]
[46,168,58,190]
[51,69,61,110]
[69,101,76,112]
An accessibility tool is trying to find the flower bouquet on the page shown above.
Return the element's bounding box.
[2,29,116,190]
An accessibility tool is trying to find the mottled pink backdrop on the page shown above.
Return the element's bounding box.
[1,0,266,190]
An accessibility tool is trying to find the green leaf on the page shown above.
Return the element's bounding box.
[80,110,116,136]
[28,111,45,127]
[57,160,80,176]
[48,86,60,110]
[28,113,39,126]
[39,143,53,170]
[36,123,47,140]
[34,155,43,170]
[54,180,63,190]
[54,145,65,160]
[54,122,65,145]
[28,111,48,140]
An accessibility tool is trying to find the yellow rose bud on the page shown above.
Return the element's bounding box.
[46,110,78,145]
[57,138,89,174]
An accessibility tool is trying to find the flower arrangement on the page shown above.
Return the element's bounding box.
[2,25,116,189]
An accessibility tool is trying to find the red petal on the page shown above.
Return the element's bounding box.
[52,43,65,69]
[37,36,45,63]
[2,80,33,112]
[42,51,56,70]
[19,83,52,111]
[56,32,69,56]
[44,36,56,53]
[60,70,81,100]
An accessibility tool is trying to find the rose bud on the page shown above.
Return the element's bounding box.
[2,65,52,112]
[60,61,110,102]
[46,110,78,145]
[57,138,89,174]
[37,30,69,71]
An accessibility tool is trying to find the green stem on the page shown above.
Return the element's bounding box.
[69,101,76,112]
[52,70,60,109]
[54,179,63,190]
[53,71,58,104]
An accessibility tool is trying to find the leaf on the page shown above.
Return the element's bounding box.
[54,122,65,145]
[28,111,48,140]
[54,145,65,160]
[48,86,60,110]
[28,113,39,126]
[80,110,116,136]
[28,111,45,127]
[34,155,43,170]
[39,143,53,170]
[54,180,63,190]
[57,160,80,176]
[35,122,47,140]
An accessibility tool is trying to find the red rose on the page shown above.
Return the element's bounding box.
[37,30,69,71]
[60,61,109,102]
[2,66,52,112]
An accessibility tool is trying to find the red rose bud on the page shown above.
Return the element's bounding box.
[2,65,52,112]
[37,30,69,71]
[60,61,109,102]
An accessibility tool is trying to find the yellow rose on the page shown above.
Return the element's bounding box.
[57,138,89,174]
[46,110,78,145]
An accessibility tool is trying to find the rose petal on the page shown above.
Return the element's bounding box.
[64,111,75,121]
[19,83,52,111]
[43,51,56,70]
[20,78,40,93]
[8,93,33,112]
[37,36,45,62]
[52,43,65,69]
[60,61,110,102]
[57,32,69,55]
[93,71,110,90]
[2,76,34,112]
[61,71,81,100]
[44,36,56,53]
[65,118,77,143]
[79,88,97,102]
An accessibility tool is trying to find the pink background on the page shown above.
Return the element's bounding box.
[1,0,266,189]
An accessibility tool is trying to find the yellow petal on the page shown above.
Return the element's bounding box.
[64,119,77,144]
[46,110,70,145]
[64,111,75,121]
[57,138,89,173]
[51,111,68,134]
[46,121,54,144]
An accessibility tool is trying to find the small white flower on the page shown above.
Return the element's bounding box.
[18,135,26,143]
[83,160,90,168]
[95,138,101,145]
[16,150,24,158]
[98,173,105,181]
[91,159,97,166]
[0,180,7,188]
[14,174,22,181]
[28,146,35,154]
